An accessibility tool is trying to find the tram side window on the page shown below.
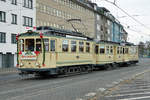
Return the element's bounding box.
[79,42,84,52]
[62,40,69,52]
[50,40,55,51]
[126,48,129,54]
[44,39,49,51]
[123,48,125,54]
[110,46,113,54]
[86,42,90,53]
[36,39,41,51]
[117,47,120,54]
[100,46,105,54]
[20,39,24,51]
[25,39,34,51]
[95,45,98,54]
[71,41,76,52]
[120,47,123,54]
[106,46,109,54]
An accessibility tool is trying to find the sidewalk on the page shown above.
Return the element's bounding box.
[99,70,150,100]
[78,70,150,100]
[0,67,18,75]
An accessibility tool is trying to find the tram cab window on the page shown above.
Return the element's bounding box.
[25,39,34,51]
[50,40,55,51]
[44,39,49,51]
[36,39,41,51]
[20,39,24,51]
[100,46,105,54]
[79,42,84,52]
[62,40,69,52]
[95,45,98,54]
[71,41,77,52]
[86,42,90,53]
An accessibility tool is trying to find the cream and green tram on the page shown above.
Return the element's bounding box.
[17,30,94,76]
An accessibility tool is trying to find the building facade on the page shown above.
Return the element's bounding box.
[36,0,95,38]
[0,0,36,68]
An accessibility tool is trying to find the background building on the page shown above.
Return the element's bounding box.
[0,0,36,68]
[36,0,95,38]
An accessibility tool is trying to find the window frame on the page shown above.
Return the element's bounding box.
[50,40,55,52]
[100,46,105,54]
[0,11,6,22]
[95,45,99,54]
[106,46,110,54]
[0,32,6,43]
[11,14,17,24]
[11,34,17,44]
[23,0,33,9]
[44,38,49,52]
[12,0,17,5]
[79,41,84,52]
[23,16,33,27]
[71,40,77,52]
[62,40,69,52]
[86,42,90,53]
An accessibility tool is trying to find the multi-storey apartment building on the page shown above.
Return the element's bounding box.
[0,0,36,68]
[36,0,95,38]
[93,3,127,42]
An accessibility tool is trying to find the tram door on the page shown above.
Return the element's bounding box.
[49,39,56,68]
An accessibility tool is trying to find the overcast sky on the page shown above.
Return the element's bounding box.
[91,0,150,44]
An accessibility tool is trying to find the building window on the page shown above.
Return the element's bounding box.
[23,16,33,27]
[0,11,6,22]
[0,32,6,43]
[11,34,16,44]
[12,0,17,5]
[23,0,33,9]
[11,14,17,24]
[0,0,6,2]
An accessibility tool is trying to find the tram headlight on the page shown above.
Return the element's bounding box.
[35,62,39,66]
[20,63,24,67]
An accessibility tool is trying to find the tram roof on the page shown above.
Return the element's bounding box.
[19,26,93,41]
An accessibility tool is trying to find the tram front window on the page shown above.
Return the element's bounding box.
[25,39,34,51]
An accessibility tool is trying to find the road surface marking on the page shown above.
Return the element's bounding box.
[85,92,96,97]
[118,96,150,100]
[107,91,150,98]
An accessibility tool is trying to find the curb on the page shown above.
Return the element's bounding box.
[0,68,18,75]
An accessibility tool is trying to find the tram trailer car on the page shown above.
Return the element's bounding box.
[17,27,139,76]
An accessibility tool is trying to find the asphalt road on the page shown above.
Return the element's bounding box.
[0,58,150,100]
